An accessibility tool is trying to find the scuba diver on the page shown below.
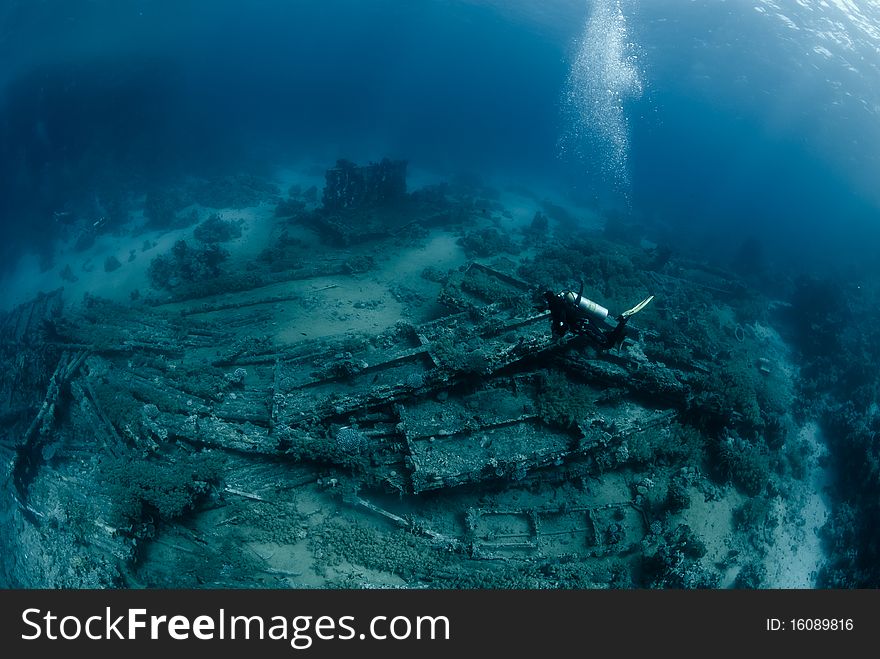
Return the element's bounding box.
[543,283,654,350]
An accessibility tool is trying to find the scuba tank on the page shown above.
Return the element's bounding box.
[562,291,609,324]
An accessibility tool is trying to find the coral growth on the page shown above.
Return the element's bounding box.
[193,214,243,243]
[641,523,718,588]
[534,369,596,430]
[717,434,770,496]
[517,234,649,312]
[335,426,366,453]
[430,330,490,376]
[147,240,229,291]
[458,227,519,258]
[99,451,221,524]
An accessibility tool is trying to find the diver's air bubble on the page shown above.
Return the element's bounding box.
[559,0,643,196]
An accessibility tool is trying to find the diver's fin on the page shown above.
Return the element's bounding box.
[620,295,654,319]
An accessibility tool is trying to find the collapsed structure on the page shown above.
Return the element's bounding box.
[322,158,407,211]
[0,160,800,588]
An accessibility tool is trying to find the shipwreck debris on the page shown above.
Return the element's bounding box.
[322,158,407,212]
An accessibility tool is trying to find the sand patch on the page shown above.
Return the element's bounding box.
[762,421,832,588]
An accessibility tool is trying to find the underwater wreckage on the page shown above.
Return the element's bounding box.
[0,159,817,588]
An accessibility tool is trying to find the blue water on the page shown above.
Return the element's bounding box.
[1,0,878,275]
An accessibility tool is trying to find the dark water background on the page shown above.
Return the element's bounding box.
[1,0,878,281]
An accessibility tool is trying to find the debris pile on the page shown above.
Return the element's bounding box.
[322,158,407,212]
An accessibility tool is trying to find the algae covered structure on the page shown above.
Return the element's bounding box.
[0,160,830,589]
